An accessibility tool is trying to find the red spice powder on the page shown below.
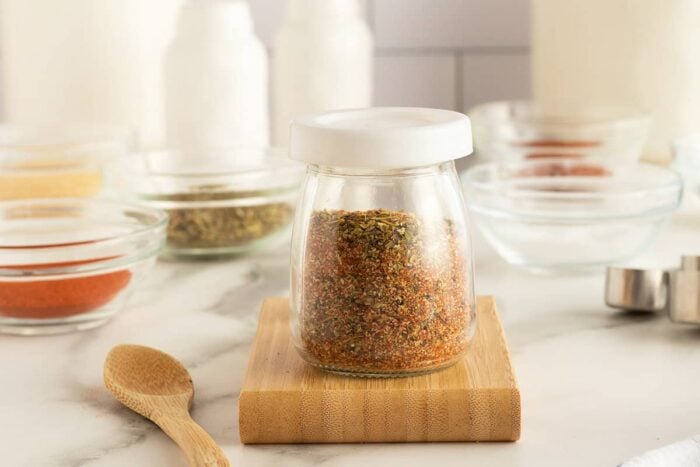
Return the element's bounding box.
[0,257,132,319]
[518,139,602,160]
[519,139,601,148]
[519,162,611,177]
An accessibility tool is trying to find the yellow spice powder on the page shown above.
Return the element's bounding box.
[0,170,103,200]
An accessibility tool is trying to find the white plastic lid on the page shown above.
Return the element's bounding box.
[289,108,473,169]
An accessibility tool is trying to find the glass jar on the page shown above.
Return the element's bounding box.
[289,108,477,377]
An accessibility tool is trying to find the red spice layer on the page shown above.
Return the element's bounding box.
[524,153,585,160]
[518,139,601,148]
[0,257,132,319]
[519,162,611,177]
[517,139,601,160]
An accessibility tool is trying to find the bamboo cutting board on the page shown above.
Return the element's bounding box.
[239,296,520,444]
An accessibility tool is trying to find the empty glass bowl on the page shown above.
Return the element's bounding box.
[673,135,700,206]
[462,159,682,273]
[0,198,167,335]
[0,123,131,200]
[109,147,304,259]
[469,100,650,163]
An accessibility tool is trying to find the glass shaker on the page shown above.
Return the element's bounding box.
[289,107,477,377]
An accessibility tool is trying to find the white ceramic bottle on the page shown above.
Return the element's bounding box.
[0,0,183,145]
[272,0,373,146]
[164,0,269,152]
[532,0,700,162]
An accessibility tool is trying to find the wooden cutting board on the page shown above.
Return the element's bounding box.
[239,296,520,444]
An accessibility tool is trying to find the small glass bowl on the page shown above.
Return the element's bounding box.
[108,147,305,259]
[469,100,650,163]
[0,198,167,335]
[0,123,131,200]
[462,159,682,273]
[673,135,700,206]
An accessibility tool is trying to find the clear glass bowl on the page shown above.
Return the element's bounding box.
[108,147,305,259]
[0,123,132,200]
[462,159,682,273]
[0,198,167,335]
[673,135,700,206]
[469,100,650,163]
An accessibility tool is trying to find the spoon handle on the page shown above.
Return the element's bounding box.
[158,416,230,467]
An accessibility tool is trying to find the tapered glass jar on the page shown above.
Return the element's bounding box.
[289,108,477,377]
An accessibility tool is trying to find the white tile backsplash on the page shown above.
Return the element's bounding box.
[249,0,533,110]
[249,0,370,48]
[375,55,456,109]
[372,0,530,49]
[461,54,531,111]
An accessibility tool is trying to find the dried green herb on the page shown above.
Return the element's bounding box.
[300,208,471,374]
[150,190,294,250]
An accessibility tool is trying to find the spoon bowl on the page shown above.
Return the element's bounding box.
[106,344,192,392]
[104,344,230,467]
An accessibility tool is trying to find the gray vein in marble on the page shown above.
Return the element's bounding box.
[206,264,264,317]
[52,389,231,467]
[51,407,156,467]
[507,309,663,352]
[208,257,290,316]
[184,336,254,371]
[245,444,361,466]
[58,431,154,467]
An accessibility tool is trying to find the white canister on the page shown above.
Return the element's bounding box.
[532,0,700,162]
[164,0,269,153]
[272,0,373,146]
[0,0,182,145]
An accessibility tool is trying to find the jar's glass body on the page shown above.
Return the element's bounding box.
[290,161,476,377]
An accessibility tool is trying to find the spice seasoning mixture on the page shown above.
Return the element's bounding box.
[0,257,131,319]
[300,209,471,373]
[520,162,611,177]
[519,140,601,148]
[517,139,601,160]
[151,190,294,250]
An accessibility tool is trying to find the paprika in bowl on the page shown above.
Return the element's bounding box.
[0,199,167,335]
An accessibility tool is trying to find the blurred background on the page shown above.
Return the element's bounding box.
[273,0,530,111]
[2,0,698,163]
[0,0,530,144]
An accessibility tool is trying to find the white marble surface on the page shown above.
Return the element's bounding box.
[3,214,700,467]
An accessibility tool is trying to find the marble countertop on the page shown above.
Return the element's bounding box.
[4,214,700,467]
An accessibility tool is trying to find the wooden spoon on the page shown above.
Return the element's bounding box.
[104,344,230,467]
